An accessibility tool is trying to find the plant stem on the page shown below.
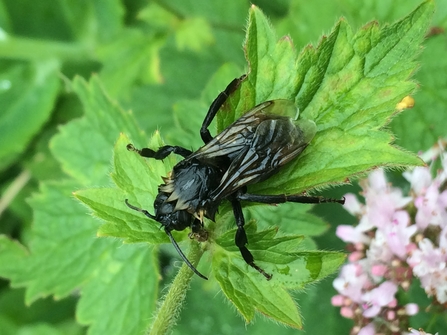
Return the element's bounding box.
[148,240,205,335]
[0,170,31,219]
[0,36,92,62]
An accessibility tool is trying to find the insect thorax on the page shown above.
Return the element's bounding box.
[158,158,223,221]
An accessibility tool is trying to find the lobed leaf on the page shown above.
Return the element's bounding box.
[74,133,174,244]
[213,222,345,326]
[203,2,433,324]
[220,2,433,196]
[0,2,435,333]
[0,60,60,171]
[247,203,329,236]
[80,2,432,328]
[0,78,161,335]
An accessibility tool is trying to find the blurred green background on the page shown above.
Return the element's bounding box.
[1,0,446,334]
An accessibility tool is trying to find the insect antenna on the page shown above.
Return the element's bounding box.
[165,229,208,280]
[125,199,156,220]
[125,199,208,279]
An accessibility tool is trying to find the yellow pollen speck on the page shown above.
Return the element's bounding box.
[396,96,415,111]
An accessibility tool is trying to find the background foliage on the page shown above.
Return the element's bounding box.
[0,0,446,334]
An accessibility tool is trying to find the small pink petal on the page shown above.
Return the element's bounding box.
[387,310,396,320]
[388,298,397,308]
[371,264,388,276]
[343,193,363,215]
[358,322,376,335]
[331,295,344,306]
[403,167,432,194]
[406,243,418,253]
[368,170,387,190]
[405,303,419,315]
[340,306,354,318]
[349,251,364,262]
[363,305,381,318]
[336,225,370,244]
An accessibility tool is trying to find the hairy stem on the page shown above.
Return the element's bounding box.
[148,240,205,335]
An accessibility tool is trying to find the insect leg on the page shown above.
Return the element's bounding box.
[236,193,345,205]
[200,75,246,144]
[230,198,272,280]
[189,218,208,242]
[127,144,192,159]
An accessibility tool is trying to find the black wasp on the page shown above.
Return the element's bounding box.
[125,75,344,280]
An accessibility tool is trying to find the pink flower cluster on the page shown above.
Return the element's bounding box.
[332,142,447,334]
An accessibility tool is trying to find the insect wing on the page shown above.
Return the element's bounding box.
[189,101,275,161]
[209,114,316,202]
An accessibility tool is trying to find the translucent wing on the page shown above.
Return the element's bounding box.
[208,114,316,202]
[188,99,317,203]
[189,101,275,162]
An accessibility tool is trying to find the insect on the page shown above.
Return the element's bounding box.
[125,75,345,280]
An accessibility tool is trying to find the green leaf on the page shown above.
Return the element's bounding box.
[216,6,299,131]
[175,17,214,52]
[1,2,436,334]
[171,63,243,148]
[1,182,126,298]
[74,133,174,244]
[138,2,179,31]
[213,222,345,327]
[68,76,344,328]
[0,60,59,171]
[221,2,433,195]
[97,30,163,96]
[0,235,29,277]
[392,33,447,151]
[174,274,352,335]
[154,0,248,26]
[276,0,427,50]
[247,203,329,236]
[47,79,161,334]
[0,76,161,335]
[3,181,159,334]
[72,2,433,330]
[50,76,148,186]
[0,287,81,335]
[2,0,124,42]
